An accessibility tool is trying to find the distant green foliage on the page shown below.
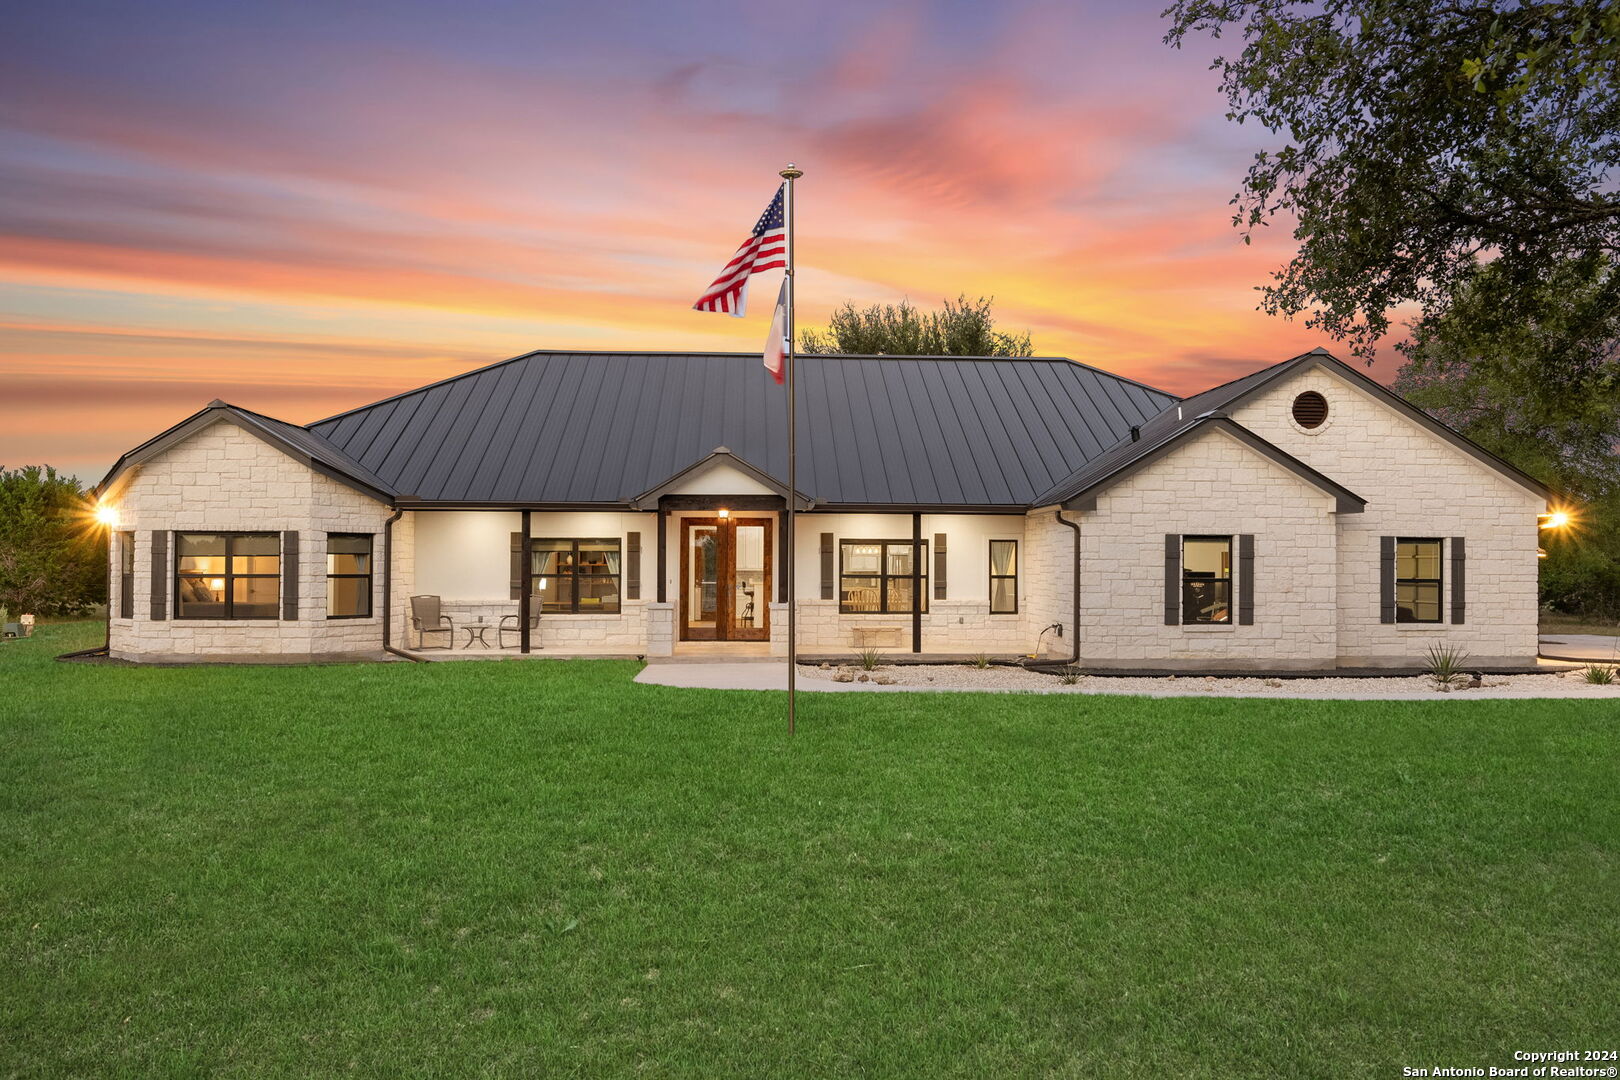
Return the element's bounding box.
[0,465,105,618]
[1164,1,1620,364]
[799,294,1034,357]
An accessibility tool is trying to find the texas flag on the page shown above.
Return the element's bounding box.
[763,279,787,384]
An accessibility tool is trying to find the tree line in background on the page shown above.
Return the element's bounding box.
[0,466,105,620]
[799,294,1034,358]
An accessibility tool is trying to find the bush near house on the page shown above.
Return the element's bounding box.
[0,465,105,619]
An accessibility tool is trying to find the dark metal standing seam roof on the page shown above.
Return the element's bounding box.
[306,351,1179,507]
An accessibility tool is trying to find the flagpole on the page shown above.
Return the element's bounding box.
[780,162,802,736]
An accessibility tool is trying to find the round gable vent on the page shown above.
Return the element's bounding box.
[1291,390,1329,429]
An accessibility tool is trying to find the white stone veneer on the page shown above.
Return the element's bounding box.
[108,421,393,662]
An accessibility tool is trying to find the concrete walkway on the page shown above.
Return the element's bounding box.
[1538,633,1620,663]
[637,662,869,692]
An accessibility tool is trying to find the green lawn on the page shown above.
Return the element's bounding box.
[3,623,1617,1078]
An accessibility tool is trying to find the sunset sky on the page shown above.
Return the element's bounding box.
[2,0,1393,483]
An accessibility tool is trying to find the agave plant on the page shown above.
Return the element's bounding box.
[1422,643,1471,691]
[855,646,883,672]
[1583,663,1616,686]
[1057,664,1083,686]
[968,652,992,670]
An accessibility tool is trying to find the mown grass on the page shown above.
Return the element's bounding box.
[3,622,1617,1078]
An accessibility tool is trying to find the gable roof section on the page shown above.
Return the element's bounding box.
[308,350,1179,508]
[627,447,813,510]
[1171,348,1552,499]
[1033,413,1366,513]
[96,401,396,503]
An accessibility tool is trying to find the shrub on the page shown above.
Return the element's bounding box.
[1057,664,1083,686]
[1422,643,1471,691]
[967,652,992,670]
[855,647,883,672]
[1583,664,1616,686]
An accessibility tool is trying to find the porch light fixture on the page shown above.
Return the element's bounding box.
[94,503,118,528]
[1538,509,1571,531]
[718,507,729,519]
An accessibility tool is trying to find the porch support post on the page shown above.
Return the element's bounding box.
[912,511,922,654]
[519,509,532,654]
[777,500,789,604]
[656,505,668,604]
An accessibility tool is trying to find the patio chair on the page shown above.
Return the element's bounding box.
[499,599,542,649]
[409,594,455,650]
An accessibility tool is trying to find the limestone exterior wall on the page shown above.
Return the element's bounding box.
[107,421,392,662]
[1021,510,1077,658]
[1073,426,1342,669]
[1230,366,1543,665]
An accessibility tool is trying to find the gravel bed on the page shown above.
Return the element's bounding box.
[798,662,1620,700]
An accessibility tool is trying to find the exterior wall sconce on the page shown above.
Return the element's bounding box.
[94,503,119,528]
[718,508,729,519]
[1538,510,1571,531]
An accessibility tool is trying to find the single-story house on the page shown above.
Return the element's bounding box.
[93,347,1551,668]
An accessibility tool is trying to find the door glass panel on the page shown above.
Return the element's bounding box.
[689,527,718,629]
[731,525,765,634]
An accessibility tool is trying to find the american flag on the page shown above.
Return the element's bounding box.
[692,184,785,317]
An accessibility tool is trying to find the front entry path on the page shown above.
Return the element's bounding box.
[637,662,866,692]
[1538,633,1620,663]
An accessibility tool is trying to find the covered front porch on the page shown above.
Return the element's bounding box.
[390,448,1040,661]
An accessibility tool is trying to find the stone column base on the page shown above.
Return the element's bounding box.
[645,602,675,657]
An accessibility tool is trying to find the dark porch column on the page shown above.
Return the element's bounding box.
[519,509,532,653]
[912,511,922,654]
[656,506,668,603]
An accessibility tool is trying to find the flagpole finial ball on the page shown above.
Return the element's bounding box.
[780,163,804,180]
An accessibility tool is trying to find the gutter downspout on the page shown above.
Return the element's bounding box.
[381,509,421,662]
[1054,509,1081,665]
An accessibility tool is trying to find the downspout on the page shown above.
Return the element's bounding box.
[381,508,420,662]
[1054,509,1081,665]
[912,511,923,654]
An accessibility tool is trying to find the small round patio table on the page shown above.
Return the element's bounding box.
[463,621,492,649]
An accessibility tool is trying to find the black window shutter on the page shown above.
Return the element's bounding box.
[149,530,168,621]
[1163,534,1180,625]
[281,531,299,620]
[933,533,947,600]
[1450,536,1466,624]
[1238,533,1255,626]
[509,532,523,600]
[820,533,834,600]
[1379,536,1396,624]
[626,532,641,600]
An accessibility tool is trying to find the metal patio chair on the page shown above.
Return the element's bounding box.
[409,594,455,650]
[499,600,541,649]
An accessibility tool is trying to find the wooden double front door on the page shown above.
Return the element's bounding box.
[680,517,772,641]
